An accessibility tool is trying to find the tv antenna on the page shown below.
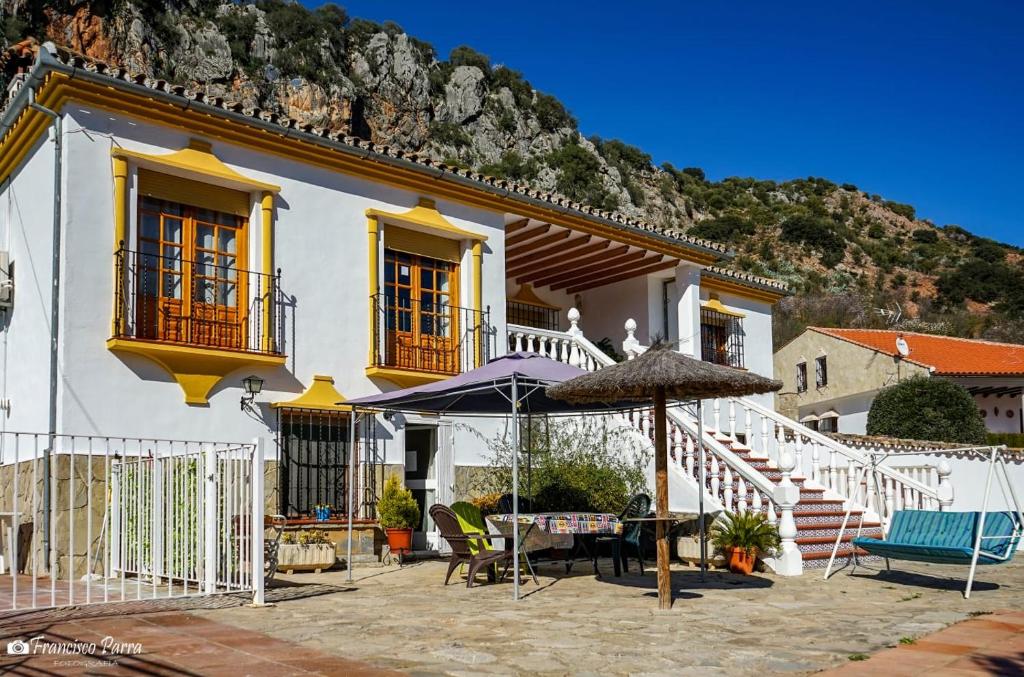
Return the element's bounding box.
[874,302,903,326]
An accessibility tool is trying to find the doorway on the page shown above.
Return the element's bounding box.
[404,425,438,550]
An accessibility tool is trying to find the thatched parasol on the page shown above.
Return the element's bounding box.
[548,342,782,609]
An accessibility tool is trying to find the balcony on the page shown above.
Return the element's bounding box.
[108,247,286,404]
[367,293,492,386]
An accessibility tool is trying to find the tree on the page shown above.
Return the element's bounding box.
[866,376,986,444]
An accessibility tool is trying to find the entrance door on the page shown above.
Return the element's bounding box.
[404,426,438,550]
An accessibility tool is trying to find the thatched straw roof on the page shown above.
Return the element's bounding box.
[547,343,782,403]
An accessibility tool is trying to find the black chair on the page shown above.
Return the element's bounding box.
[496,493,530,514]
[430,504,514,588]
[599,493,651,576]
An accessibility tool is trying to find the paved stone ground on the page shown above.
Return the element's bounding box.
[0,610,399,676]
[822,609,1024,676]
[196,557,1024,676]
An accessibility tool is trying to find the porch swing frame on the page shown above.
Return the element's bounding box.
[823,445,1023,598]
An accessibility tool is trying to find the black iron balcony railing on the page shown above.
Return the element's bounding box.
[506,300,560,332]
[370,293,492,375]
[113,246,283,355]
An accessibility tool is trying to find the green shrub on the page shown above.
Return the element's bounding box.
[986,433,1024,449]
[533,92,576,131]
[429,121,472,148]
[479,151,539,182]
[780,213,846,266]
[490,66,533,108]
[884,200,916,221]
[867,376,987,444]
[546,140,618,210]
[377,476,421,529]
[690,214,757,243]
[682,167,706,182]
[471,418,650,514]
[911,228,938,244]
[448,45,491,75]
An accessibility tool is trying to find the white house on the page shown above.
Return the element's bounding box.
[1,44,1007,600]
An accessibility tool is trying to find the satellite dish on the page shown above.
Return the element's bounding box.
[895,335,910,358]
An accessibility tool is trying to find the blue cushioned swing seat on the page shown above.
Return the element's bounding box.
[852,510,1021,565]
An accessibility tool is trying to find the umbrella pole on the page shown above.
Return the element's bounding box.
[697,399,706,581]
[511,374,520,601]
[654,387,671,610]
[346,411,358,583]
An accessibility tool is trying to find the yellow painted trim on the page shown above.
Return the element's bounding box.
[107,338,285,405]
[366,198,487,242]
[385,226,461,262]
[260,191,275,353]
[700,275,785,303]
[701,297,746,318]
[0,76,720,265]
[472,239,483,367]
[112,156,129,336]
[365,366,452,388]
[112,138,280,193]
[367,216,380,365]
[271,374,351,412]
[508,283,559,310]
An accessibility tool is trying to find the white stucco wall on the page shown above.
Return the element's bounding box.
[0,131,58,439]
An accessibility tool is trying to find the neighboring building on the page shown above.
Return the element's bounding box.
[774,327,1024,435]
[0,43,786,552]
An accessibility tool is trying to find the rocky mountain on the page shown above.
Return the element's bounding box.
[4,0,1022,346]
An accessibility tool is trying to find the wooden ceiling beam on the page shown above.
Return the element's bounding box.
[507,235,596,271]
[530,250,647,288]
[504,218,531,235]
[505,230,571,258]
[508,239,610,278]
[505,223,551,248]
[565,258,679,294]
[514,244,630,284]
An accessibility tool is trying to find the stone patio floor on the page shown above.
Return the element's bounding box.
[194,556,1023,675]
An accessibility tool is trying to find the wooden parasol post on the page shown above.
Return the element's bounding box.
[654,386,671,609]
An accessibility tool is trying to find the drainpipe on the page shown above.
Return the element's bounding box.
[28,87,63,568]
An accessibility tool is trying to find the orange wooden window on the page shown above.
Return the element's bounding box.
[382,250,459,373]
[136,197,247,348]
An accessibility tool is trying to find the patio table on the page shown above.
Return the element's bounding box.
[487,512,623,579]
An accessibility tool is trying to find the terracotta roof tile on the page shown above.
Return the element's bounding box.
[704,266,789,295]
[810,327,1024,377]
[0,43,736,260]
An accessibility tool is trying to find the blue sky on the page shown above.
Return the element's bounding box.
[304,1,1023,246]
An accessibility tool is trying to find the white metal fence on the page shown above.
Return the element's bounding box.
[0,432,265,612]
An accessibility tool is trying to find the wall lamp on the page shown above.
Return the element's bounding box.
[240,374,264,412]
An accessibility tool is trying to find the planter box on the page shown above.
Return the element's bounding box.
[278,543,336,574]
[676,535,724,567]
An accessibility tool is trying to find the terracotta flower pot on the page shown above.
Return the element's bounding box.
[385,527,414,555]
[726,547,756,575]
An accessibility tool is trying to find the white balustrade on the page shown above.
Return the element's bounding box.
[770,443,801,575]
[737,476,747,513]
[723,466,734,512]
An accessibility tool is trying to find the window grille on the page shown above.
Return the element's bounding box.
[815,356,828,388]
[796,362,808,393]
[700,308,744,368]
[276,409,351,518]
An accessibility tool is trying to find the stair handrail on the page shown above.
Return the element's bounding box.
[735,396,940,502]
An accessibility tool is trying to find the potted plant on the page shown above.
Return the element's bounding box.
[278,528,336,574]
[313,503,331,521]
[710,510,780,575]
[377,476,420,558]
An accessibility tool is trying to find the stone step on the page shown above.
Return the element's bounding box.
[793,510,865,526]
[793,499,846,514]
[796,523,882,539]
[799,545,871,561]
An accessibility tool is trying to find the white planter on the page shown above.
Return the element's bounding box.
[278,543,336,574]
[676,535,724,567]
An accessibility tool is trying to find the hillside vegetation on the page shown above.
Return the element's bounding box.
[3,0,1021,346]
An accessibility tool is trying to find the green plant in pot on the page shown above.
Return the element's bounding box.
[711,510,780,575]
[377,475,421,558]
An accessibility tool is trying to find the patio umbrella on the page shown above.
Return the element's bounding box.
[547,342,782,609]
[346,352,639,600]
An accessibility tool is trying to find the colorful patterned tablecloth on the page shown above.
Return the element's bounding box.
[489,512,623,536]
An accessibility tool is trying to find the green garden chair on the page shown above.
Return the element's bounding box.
[451,502,493,556]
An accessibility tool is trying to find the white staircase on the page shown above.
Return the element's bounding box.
[507,310,954,575]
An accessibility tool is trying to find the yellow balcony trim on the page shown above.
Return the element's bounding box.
[365,366,453,389]
[107,338,285,406]
[271,374,351,412]
[112,139,281,194]
[701,297,746,318]
[366,198,488,242]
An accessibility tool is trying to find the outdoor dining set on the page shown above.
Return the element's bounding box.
[429,492,652,589]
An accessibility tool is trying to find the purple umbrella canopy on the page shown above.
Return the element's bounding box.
[346,352,636,415]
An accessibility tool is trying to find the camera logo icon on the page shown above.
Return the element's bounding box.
[6,639,29,655]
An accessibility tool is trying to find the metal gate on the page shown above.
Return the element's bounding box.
[0,432,265,612]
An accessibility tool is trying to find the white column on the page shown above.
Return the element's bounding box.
[770,445,803,576]
[251,437,266,606]
[674,262,703,358]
